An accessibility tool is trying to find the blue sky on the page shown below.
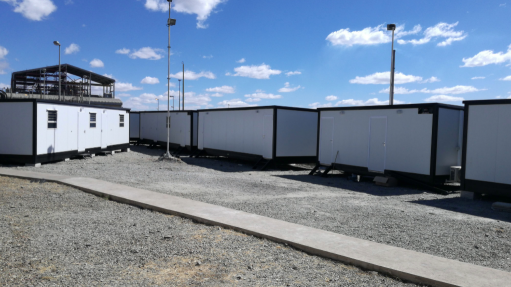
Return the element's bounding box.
[0,0,510,111]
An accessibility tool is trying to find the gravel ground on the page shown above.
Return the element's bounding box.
[3,145,511,273]
[0,176,419,286]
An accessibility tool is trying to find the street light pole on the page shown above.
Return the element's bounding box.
[164,0,176,159]
[178,79,181,111]
[387,24,396,105]
[156,98,159,111]
[53,41,61,101]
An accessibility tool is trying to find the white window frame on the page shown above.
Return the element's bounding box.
[119,114,125,127]
[90,113,97,128]
[47,110,57,129]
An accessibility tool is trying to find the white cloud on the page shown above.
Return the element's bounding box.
[144,0,226,29]
[2,0,57,21]
[236,58,246,63]
[183,92,212,107]
[129,47,165,60]
[0,61,10,74]
[335,98,405,106]
[217,98,256,108]
[210,93,223,97]
[202,55,213,59]
[379,85,484,95]
[169,70,215,80]
[0,46,9,59]
[397,22,466,46]
[309,102,333,109]
[0,82,9,89]
[123,93,160,111]
[205,85,235,93]
[64,43,79,55]
[278,82,301,93]
[245,97,260,102]
[244,91,282,101]
[326,24,421,46]
[461,44,511,67]
[500,3,506,7]
[471,76,485,80]
[116,93,131,98]
[325,95,338,101]
[103,74,115,79]
[286,71,301,76]
[424,95,464,103]
[116,82,143,92]
[500,75,511,81]
[141,76,160,84]
[90,59,104,68]
[350,71,423,84]
[420,76,440,83]
[229,64,281,79]
[115,48,130,54]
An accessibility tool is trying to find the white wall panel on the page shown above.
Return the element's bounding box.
[436,108,463,175]
[0,102,33,155]
[140,112,192,147]
[276,109,318,157]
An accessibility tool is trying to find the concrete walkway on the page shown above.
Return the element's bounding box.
[1,167,509,287]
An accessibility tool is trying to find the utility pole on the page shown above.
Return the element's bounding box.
[163,0,176,159]
[182,61,184,110]
[178,79,181,110]
[387,24,396,105]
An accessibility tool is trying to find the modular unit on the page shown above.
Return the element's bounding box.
[462,99,511,197]
[0,99,130,165]
[129,111,140,140]
[197,106,318,163]
[139,111,198,151]
[316,103,464,185]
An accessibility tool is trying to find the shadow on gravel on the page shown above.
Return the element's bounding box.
[410,197,511,222]
[275,174,426,197]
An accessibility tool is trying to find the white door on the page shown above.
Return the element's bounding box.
[77,110,86,152]
[263,115,273,159]
[368,117,387,173]
[101,111,108,149]
[319,117,334,165]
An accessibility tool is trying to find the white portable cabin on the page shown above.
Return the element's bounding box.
[0,99,130,165]
[129,111,140,140]
[139,111,198,151]
[197,106,318,164]
[462,99,511,197]
[316,103,464,185]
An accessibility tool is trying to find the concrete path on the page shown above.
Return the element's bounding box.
[1,167,509,287]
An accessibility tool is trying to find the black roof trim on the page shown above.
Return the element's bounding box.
[317,102,463,111]
[198,105,316,113]
[463,99,511,106]
[0,99,130,111]
[137,110,198,114]
[11,64,115,85]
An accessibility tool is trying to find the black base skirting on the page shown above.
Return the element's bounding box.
[463,179,511,197]
[274,156,317,164]
[0,143,130,165]
[203,148,262,162]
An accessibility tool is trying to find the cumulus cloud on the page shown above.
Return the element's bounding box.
[210,93,223,97]
[205,85,235,93]
[217,98,256,108]
[116,82,143,92]
[397,22,466,46]
[350,72,423,84]
[144,0,227,29]
[64,43,79,55]
[471,76,485,80]
[169,70,215,80]
[325,95,338,101]
[461,44,511,67]
[424,95,464,103]
[182,92,212,108]
[244,91,282,102]
[129,47,165,60]
[309,102,333,109]
[278,82,301,93]
[335,98,405,106]
[0,61,10,74]
[420,76,440,83]
[115,48,130,54]
[141,76,160,84]
[236,58,246,63]
[500,75,511,81]
[0,46,8,59]
[90,59,104,68]
[123,93,159,110]
[1,0,57,21]
[379,85,484,95]
[286,71,301,76]
[326,24,421,46]
[228,64,281,79]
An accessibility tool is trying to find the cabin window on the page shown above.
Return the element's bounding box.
[119,114,125,127]
[90,113,97,128]
[47,110,57,128]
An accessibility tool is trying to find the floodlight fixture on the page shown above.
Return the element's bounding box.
[387,24,396,31]
[168,18,176,26]
[53,40,60,46]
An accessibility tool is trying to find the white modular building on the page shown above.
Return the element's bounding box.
[462,99,511,197]
[129,111,140,140]
[197,106,318,164]
[139,111,198,151]
[0,99,130,165]
[315,103,464,185]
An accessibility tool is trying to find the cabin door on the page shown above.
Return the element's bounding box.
[368,116,387,173]
[77,110,87,152]
[263,115,273,159]
[200,114,206,149]
[319,117,334,165]
[101,111,108,149]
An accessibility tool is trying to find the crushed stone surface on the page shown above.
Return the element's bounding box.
[3,145,511,273]
[0,176,419,286]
